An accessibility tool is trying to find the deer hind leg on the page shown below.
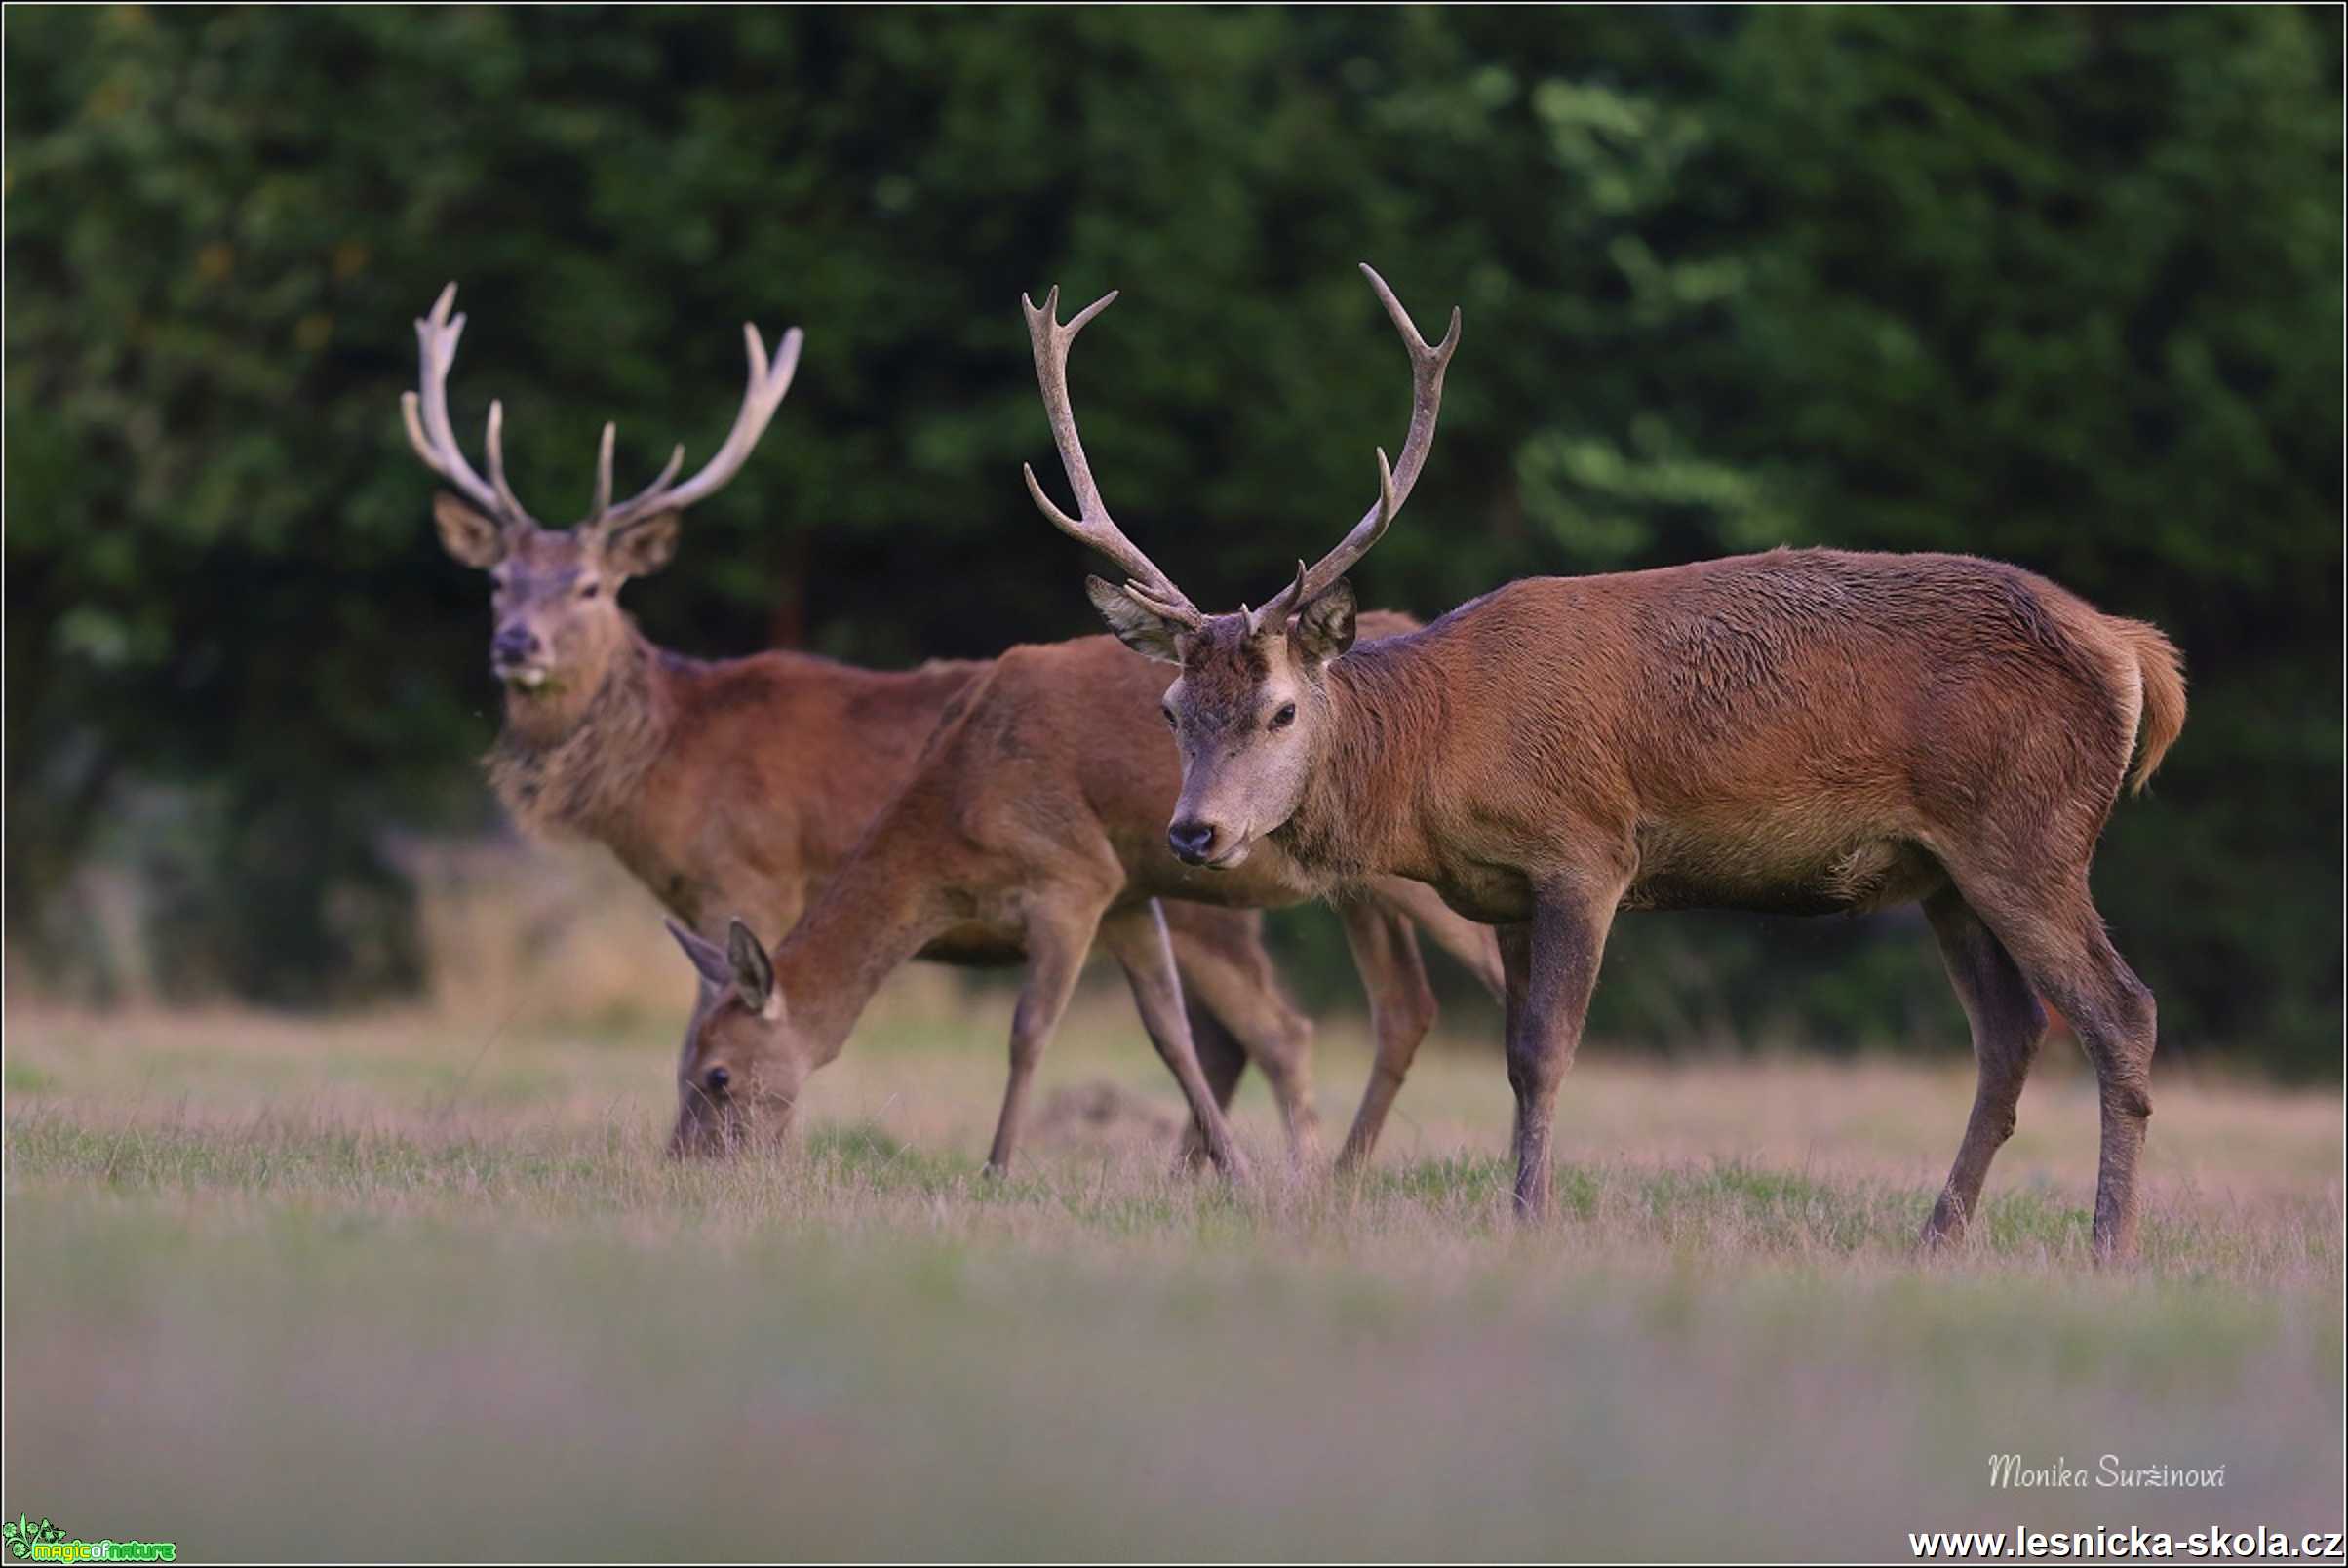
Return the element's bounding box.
[1333,894,1440,1173]
[1161,906,1321,1168]
[1920,885,2050,1247]
[1363,874,1507,1000]
[1944,862,2158,1263]
[1099,901,1254,1182]
[984,902,1100,1176]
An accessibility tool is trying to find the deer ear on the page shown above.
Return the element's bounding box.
[725,917,781,1019]
[433,492,507,568]
[666,919,733,991]
[1292,577,1357,664]
[1086,576,1185,664]
[600,510,683,579]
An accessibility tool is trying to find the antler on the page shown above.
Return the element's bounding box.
[1250,263,1459,629]
[401,282,540,530]
[401,282,801,537]
[1020,286,1203,628]
[587,320,803,535]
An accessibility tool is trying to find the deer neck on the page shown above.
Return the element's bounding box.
[485,621,674,843]
[766,827,954,1067]
[1276,642,1447,887]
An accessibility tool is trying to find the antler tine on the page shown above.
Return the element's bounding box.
[1256,264,1458,624]
[483,400,532,524]
[1242,559,1312,639]
[624,444,687,510]
[593,322,803,532]
[401,283,536,529]
[591,422,616,520]
[1020,285,1202,627]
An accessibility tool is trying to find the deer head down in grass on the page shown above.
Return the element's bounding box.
[666,916,802,1155]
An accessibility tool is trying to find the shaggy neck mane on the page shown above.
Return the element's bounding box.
[1278,630,1451,885]
[485,623,675,841]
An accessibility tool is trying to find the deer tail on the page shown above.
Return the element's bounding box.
[2114,617,2187,796]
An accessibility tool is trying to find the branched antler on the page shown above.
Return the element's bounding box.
[401,283,801,536]
[587,321,802,536]
[1018,267,1456,636]
[1020,286,1203,628]
[401,283,539,530]
[1250,264,1458,629]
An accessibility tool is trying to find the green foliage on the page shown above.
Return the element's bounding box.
[6,9,2339,1067]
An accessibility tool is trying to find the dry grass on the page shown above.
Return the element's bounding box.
[4,966,2341,1560]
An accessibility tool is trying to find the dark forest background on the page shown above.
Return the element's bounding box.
[7,7,2340,1074]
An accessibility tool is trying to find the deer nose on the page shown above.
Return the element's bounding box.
[1168,819,1219,865]
[491,624,540,665]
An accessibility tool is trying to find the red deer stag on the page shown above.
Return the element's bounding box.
[1029,265,2187,1262]
[401,284,1498,1168]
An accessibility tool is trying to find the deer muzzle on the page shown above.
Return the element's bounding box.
[491,623,550,688]
[1168,816,1253,870]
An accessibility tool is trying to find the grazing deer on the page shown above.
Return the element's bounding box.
[1028,265,2187,1261]
[401,285,1499,1167]
[664,606,1478,1176]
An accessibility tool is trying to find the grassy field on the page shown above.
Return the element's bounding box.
[4,965,2342,1560]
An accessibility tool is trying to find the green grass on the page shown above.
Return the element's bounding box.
[3,1000,2341,1558]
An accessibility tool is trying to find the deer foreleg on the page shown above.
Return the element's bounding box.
[1333,896,1439,1172]
[983,909,1096,1176]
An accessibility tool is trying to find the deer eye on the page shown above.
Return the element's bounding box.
[704,1065,730,1094]
[1268,702,1297,731]
[1160,705,1177,729]
[577,580,601,601]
